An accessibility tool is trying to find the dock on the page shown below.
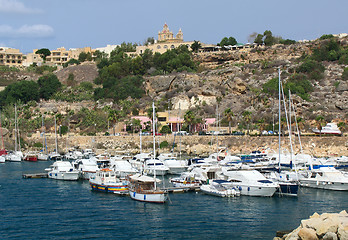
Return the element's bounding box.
[22,173,48,179]
[163,186,200,193]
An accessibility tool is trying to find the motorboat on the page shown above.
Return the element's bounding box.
[144,159,169,176]
[37,152,48,161]
[24,151,38,162]
[110,160,138,178]
[312,122,342,135]
[89,168,128,194]
[73,158,100,180]
[5,151,22,162]
[48,152,62,161]
[163,158,188,175]
[65,150,84,160]
[46,161,79,180]
[299,167,348,191]
[170,172,201,188]
[200,180,240,197]
[127,173,168,203]
[0,155,5,163]
[222,169,279,197]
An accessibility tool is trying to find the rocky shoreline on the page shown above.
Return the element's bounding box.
[25,135,348,157]
[274,211,348,240]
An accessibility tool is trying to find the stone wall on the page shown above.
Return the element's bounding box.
[30,135,348,157]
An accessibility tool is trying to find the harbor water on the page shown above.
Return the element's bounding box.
[1,161,347,239]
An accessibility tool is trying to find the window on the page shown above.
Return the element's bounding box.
[158,117,167,122]
[164,45,168,49]
[157,45,161,49]
[171,45,175,49]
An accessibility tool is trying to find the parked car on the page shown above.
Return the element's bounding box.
[232,131,245,136]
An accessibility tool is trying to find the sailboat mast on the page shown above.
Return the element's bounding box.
[152,102,157,189]
[42,114,45,153]
[54,115,58,153]
[278,68,281,170]
[14,104,17,152]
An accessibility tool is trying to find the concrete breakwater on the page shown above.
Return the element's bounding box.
[31,135,348,157]
[274,211,348,240]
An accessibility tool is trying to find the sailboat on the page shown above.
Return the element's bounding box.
[265,69,299,196]
[48,115,62,160]
[0,109,7,162]
[38,115,48,161]
[6,104,22,162]
[128,102,168,203]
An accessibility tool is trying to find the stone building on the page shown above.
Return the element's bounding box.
[45,47,93,66]
[0,47,23,67]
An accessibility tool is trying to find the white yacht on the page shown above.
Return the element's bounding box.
[299,167,348,191]
[163,158,188,175]
[110,160,138,178]
[312,122,342,135]
[144,159,169,176]
[73,158,99,180]
[0,155,5,163]
[170,172,201,188]
[222,169,279,197]
[5,151,22,162]
[46,161,79,180]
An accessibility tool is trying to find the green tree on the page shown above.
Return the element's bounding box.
[191,40,202,53]
[263,30,275,46]
[219,37,237,47]
[224,108,234,134]
[35,48,51,61]
[160,125,171,134]
[254,34,264,45]
[66,73,76,87]
[0,81,39,106]
[315,115,326,137]
[242,111,252,135]
[78,52,92,62]
[184,110,196,133]
[37,74,62,100]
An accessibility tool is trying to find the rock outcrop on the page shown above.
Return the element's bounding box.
[274,211,348,240]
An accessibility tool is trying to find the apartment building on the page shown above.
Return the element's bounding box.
[0,47,23,67]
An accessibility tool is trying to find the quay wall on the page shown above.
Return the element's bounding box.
[33,135,348,157]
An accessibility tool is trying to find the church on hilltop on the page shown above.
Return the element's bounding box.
[157,23,183,43]
[135,23,195,55]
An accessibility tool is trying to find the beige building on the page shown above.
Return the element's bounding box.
[0,47,23,67]
[136,23,195,55]
[22,50,44,67]
[45,47,93,66]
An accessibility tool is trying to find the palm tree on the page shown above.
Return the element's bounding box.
[315,115,326,137]
[257,118,265,135]
[242,111,252,135]
[184,110,196,133]
[108,109,120,135]
[224,108,234,135]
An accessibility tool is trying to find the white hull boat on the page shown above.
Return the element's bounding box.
[200,180,240,197]
[46,161,79,181]
[222,169,278,197]
[299,167,348,191]
[128,173,167,203]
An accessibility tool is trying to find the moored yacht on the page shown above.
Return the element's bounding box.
[46,161,79,180]
[299,167,348,191]
[144,158,169,176]
[89,168,128,194]
[222,169,279,197]
[200,180,240,198]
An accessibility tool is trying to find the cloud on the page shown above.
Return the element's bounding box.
[0,0,42,14]
[0,24,54,38]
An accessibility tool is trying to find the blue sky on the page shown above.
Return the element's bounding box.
[1,0,347,53]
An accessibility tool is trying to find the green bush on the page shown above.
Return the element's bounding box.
[159,141,169,149]
[160,125,171,134]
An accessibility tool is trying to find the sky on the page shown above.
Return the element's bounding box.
[1,0,348,53]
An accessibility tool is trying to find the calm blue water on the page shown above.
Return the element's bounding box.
[0,161,347,240]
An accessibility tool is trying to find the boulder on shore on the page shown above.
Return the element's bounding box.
[274,211,348,240]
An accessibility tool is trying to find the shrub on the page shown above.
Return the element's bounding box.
[159,140,169,149]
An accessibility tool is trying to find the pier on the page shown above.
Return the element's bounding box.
[163,186,200,193]
[22,173,48,179]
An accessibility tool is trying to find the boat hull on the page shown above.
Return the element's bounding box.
[48,171,79,180]
[129,190,167,203]
[90,182,128,194]
[231,184,277,197]
[299,180,348,191]
[276,183,299,196]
